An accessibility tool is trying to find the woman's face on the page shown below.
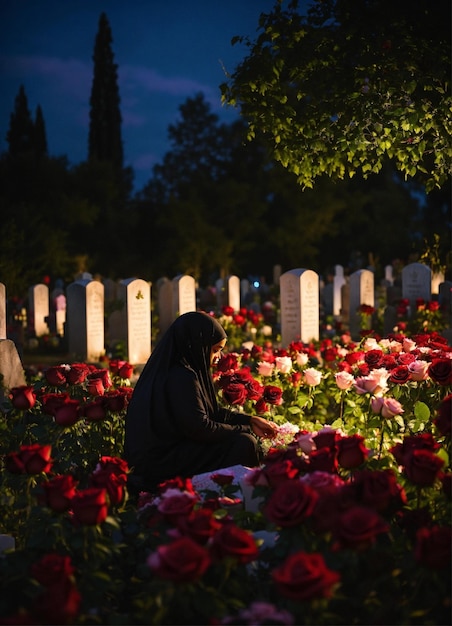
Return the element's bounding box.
[210,338,226,366]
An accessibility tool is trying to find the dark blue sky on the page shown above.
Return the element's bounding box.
[0,0,278,191]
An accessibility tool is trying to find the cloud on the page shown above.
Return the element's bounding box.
[120,64,215,99]
[0,54,91,101]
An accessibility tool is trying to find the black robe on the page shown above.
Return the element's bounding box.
[124,312,260,490]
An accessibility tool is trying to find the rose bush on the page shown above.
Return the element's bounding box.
[0,311,450,625]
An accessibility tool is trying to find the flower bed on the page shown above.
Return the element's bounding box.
[0,317,451,625]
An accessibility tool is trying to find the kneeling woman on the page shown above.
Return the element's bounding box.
[124,311,277,492]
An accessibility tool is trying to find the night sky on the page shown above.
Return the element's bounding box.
[0,0,278,191]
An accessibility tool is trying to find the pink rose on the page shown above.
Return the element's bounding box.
[303,367,322,386]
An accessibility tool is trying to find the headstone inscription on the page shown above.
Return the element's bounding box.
[172,275,196,319]
[280,268,319,347]
[402,263,432,312]
[118,278,151,365]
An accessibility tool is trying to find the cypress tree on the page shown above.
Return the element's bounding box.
[34,105,48,157]
[88,12,124,170]
[6,85,34,157]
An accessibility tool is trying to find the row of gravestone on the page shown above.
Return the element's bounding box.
[1,262,450,365]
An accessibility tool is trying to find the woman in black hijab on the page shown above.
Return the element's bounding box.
[124,311,277,491]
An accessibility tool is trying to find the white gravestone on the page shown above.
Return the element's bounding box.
[0,283,6,340]
[280,269,319,347]
[225,275,241,312]
[66,279,105,362]
[28,284,49,337]
[384,265,394,286]
[333,265,346,317]
[402,263,432,311]
[172,275,196,319]
[119,278,151,365]
[349,269,375,339]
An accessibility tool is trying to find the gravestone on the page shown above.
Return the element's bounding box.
[402,263,432,311]
[384,265,394,286]
[0,339,26,402]
[217,275,241,312]
[172,274,196,319]
[333,265,346,317]
[54,294,66,337]
[432,271,445,295]
[157,277,173,336]
[118,278,152,364]
[28,284,49,337]
[349,269,375,340]
[280,268,319,347]
[66,279,105,362]
[0,282,6,340]
[273,264,282,286]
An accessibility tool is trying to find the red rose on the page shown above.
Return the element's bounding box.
[5,444,53,475]
[428,358,452,385]
[41,392,71,417]
[71,487,109,525]
[54,400,81,426]
[40,475,78,512]
[117,361,133,379]
[176,508,222,544]
[308,447,338,474]
[403,449,444,487]
[83,398,107,421]
[157,492,198,524]
[9,385,37,410]
[222,382,248,406]
[87,369,113,390]
[209,522,259,564]
[246,378,264,401]
[352,469,406,513]
[263,479,318,527]
[389,365,410,385]
[44,365,67,386]
[147,536,211,582]
[211,472,234,487]
[390,433,440,465]
[32,577,81,625]
[336,434,369,469]
[434,393,452,437]
[263,385,283,406]
[95,455,129,479]
[332,505,389,550]
[90,469,125,506]
[216,353,239,373]
[255,398,269,414]
[260,460,299,488]
[31,553,75,586]
[272,551,340,601]
[104,387,133,413]
[364,349,384,369]
[87,376,105,396]
[415,526,452,569]
[65,363,90,385]
[222,305,234,316]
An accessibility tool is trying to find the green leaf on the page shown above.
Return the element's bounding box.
[414,401,430,422]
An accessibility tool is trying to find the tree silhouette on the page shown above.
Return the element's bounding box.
[6,85,35,157]
[88,12,123,171]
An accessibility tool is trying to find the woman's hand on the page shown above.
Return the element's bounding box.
[250,416,278,439]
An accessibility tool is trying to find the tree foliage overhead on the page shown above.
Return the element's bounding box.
[221,0,452,192]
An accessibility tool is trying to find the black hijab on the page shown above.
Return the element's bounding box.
[124,312,227,471]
